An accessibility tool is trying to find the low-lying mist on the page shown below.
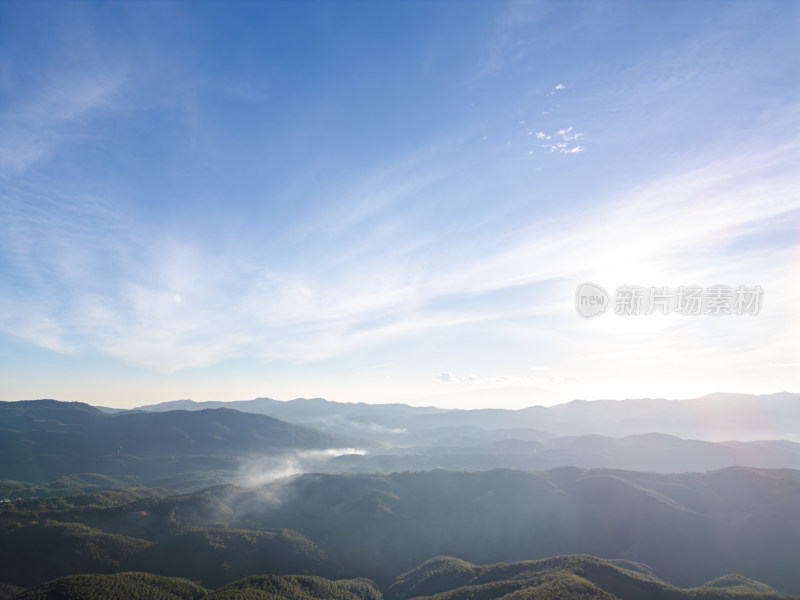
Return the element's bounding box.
[236,448,367,488]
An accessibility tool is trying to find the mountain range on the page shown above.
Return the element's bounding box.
[3,400,800,490]
[2,465,799,595]
[2,396,799,598]
[0,400,346,485]
[131,392,800,442]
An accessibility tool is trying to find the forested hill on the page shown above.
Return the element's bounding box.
[5,555,798,600]
[1,467,798,594]
[0,400,346,482]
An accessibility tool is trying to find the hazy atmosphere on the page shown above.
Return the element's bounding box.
[2,1,799,408]
[2,3,800,599]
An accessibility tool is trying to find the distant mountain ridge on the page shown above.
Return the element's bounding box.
[331,431,800,474]
[132,392,800,441]
[4,399,800,485]
[0,400,347,484]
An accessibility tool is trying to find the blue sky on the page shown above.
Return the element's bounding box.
[1,1,799,409]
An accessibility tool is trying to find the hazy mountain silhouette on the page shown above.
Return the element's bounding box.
[0,400,347,484]
[331,432,800,473]
[4,400,800,489]
[134,392,800,442]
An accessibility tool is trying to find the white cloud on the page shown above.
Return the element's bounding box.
[432,373,485,385]
[539,125,584,153]
[3,135,799,380]
[2,55,799,401]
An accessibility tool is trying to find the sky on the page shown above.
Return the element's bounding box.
[1,0,799,409]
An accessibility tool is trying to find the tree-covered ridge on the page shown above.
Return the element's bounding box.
[9,572,382,600]
[4,558,796,600]
[0,520,153,585]
[0,400,346,483]
[388,555,792,600]
[704,576,781,593]
[14,572,207,600]
[207,575,382,600]
[0,583,23,600]
[223,467,800,592]
[0,515,325,590]
[0,480,170,511]
[1,467,799,594]
[0,473,143,499]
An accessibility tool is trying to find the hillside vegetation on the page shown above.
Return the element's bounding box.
[0,401,345,485]
[5,556,796,600]
[1,467,799,594]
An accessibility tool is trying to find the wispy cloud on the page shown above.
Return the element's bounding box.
[0,71,124,173]
[478,1,550,76]
[2,127,798,376]
[2,0,799,405]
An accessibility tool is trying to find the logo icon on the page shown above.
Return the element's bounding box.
[575,282,610,319]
